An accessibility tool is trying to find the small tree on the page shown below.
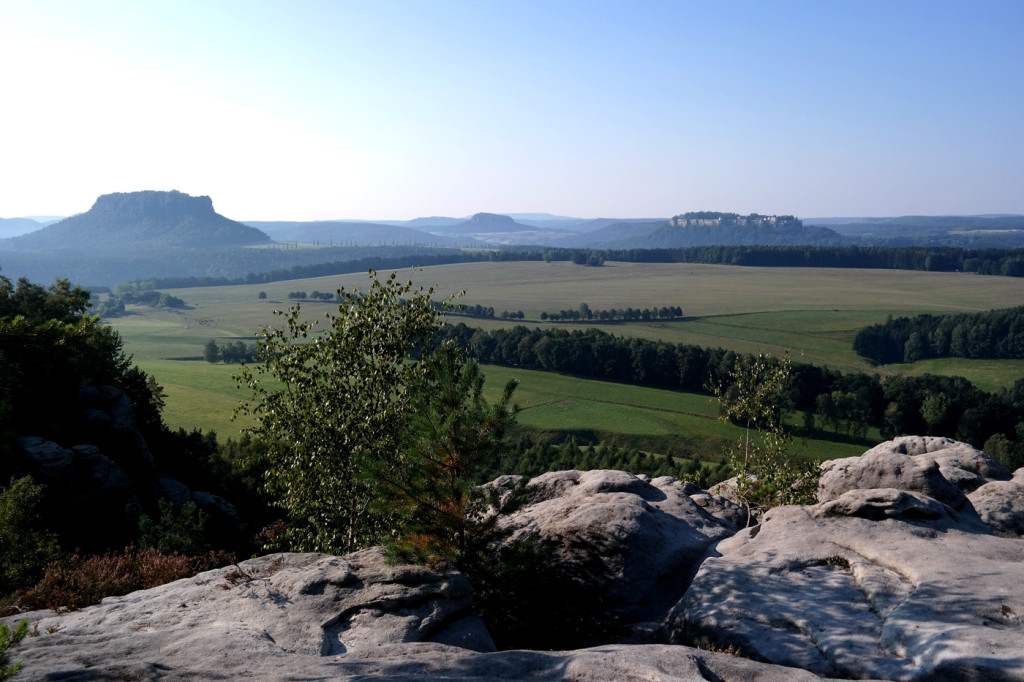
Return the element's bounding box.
[236,270,456,554]
[0,477,61,595]
[202,339,221,363]
[711,352,818,522]
[379,341,518,565]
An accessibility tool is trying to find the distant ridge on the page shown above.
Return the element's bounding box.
[244,220,469,247]
[1,190,270,252]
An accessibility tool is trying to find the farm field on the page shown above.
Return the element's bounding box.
[108,261,1024,456]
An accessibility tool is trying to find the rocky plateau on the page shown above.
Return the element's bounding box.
[4,436,1023,681]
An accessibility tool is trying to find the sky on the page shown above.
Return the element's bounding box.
[1,1,1023,221]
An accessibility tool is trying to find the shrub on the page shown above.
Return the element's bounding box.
[0,619,28,680]
[0,477,61,595]
[138,500,209,556]
[18,547,232,613]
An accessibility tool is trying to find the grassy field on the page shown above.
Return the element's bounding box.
[108,261,1024,457]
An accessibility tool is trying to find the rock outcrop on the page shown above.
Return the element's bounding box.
[490,469,742,647]
[5,437,1024,681]
[673,436,1024,680]
[2,548,844,681]
[12,386,242,553]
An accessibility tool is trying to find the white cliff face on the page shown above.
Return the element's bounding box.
[4,438,1023,681]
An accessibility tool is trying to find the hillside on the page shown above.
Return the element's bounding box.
[0,217,46,239]
[428,212,576,245]
[805,214,1024,248]
[0,190,271,252]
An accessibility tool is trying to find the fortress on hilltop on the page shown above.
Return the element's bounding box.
[670,211,802,229]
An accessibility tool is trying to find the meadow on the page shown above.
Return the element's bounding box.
[108,261,1024,459]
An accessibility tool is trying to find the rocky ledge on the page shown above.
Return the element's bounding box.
[4,436,1023,681]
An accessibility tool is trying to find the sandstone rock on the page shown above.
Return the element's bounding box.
[817,435,1013,511]
[2,550,847,681]
[4,549,495,679]
[672,491,1024,680]
[14,436,142,550]
[815,487,958,522]
[492,469,740,647]
[968,478,1024,535]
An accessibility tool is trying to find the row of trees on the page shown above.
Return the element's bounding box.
[202,339,259,364]
[853,306,1024,364]
[541,304,683,322]
[285,290,338,301]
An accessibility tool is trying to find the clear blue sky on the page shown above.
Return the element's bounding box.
[2,0,1022,220]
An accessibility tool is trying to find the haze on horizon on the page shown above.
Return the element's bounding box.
[1,1,1022,222]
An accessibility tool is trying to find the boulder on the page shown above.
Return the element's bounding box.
[4,549,494,678]
[673,438,1024,681]
[968,473,1024,535]
[819,438,967,510]
[490,469,741,647]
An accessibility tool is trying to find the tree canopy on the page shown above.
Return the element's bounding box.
[236,270,517,558]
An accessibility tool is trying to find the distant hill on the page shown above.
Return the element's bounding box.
[557,212,843,249]
[244,220,470,247]
[803,214,1024,247]
[0,190,270,252]
[427,212,578,244]
[0,217,46,239]
[557,221,668,248]
[514,217,667,233]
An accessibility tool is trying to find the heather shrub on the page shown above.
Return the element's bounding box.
[19,547,232,612]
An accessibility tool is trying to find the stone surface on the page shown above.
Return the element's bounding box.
[4,548,851,675]
[4,549,494,679]
[968,476,1024,535]
[13,388,243,552]
[674,438,1024,681]
[2,549,845,682]
[7,439,1024,681]
[493,469,741,646]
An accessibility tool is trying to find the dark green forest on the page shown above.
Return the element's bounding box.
[854,306,1024,364]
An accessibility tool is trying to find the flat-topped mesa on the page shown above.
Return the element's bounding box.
[6,189,270,251]
[670,211,802,229]
[89,189,218,220]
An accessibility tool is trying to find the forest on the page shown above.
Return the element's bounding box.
[853,306,1024,364]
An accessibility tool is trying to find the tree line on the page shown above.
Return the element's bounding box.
[437,323,1024,469]
[541,304,683,322]
[853,306,1024,364]
[140,245,1024,292]
[203,339,259,363]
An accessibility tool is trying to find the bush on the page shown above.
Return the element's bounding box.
[0,477,61,595]
[16,547,232,613]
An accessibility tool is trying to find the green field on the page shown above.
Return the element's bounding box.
[108,261,1024,457]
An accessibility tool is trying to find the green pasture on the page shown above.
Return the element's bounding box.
[108,260,1024,453]
[480,365,872,463]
